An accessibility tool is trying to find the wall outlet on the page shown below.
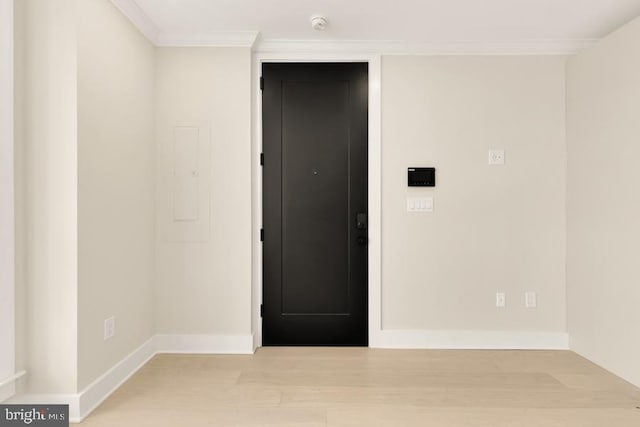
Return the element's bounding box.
[104,316,115,340]
[525,291,537,308]
[488,149,505,165]
[496,292,506,308]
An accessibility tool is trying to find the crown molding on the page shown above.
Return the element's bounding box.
[109,0,159,44]
[109,0,258,47]
[254,38,598,55]
[109,1,596,54]
[156,31,259,48]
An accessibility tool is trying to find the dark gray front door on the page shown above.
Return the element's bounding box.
[262,63,368,345]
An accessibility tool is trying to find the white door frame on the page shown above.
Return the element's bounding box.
[251,52,382,348]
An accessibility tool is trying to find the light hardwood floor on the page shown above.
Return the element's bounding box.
[79,348,640,426]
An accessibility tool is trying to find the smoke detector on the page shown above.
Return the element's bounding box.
[310,16,328,31]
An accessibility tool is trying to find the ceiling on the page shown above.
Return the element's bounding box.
[113,0,640,53]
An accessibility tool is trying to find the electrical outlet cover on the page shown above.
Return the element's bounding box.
[489,149,505,165]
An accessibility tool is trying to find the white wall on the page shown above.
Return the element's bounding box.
[567,16,640,388]
[0,0,16,402]
[77,0,156,390]
[155,48,253,340]
[382,57,567,336]
[23,0,78,393]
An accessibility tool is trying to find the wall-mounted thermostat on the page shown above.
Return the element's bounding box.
[408,167,435,187]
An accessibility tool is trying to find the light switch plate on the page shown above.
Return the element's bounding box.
[525,291,537,308]
[489,149,505,165]
[496,292,506,308]
[104,316,115,340]
[407,197,433,212]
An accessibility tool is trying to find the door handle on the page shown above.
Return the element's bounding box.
[356,213,368,246]
[356,213,368,230]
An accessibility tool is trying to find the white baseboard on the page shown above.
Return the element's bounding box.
[371,329,569,350]
[252,332,261,352]
[9,333,254,423]
[155,334,254,354]
[8,338,155,423]
[76,337,156,422]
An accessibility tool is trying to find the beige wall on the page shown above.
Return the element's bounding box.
[13,0,640,397]
[0,0,15,401]
[13,0,27,392]
[155,48,252,336]
[22,0,78,393]
[382,56,567,332]
[15,0,156,394]
[567,17,640,388]
[77,0,156,390]
[15,3,253,395]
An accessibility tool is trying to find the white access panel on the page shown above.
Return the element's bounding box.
[159,123,211,242]
[173,127,199,221]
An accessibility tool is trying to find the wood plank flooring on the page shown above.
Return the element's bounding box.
[78,348,640,426]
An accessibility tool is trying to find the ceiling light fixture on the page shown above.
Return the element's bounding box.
[310,15,328,31]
